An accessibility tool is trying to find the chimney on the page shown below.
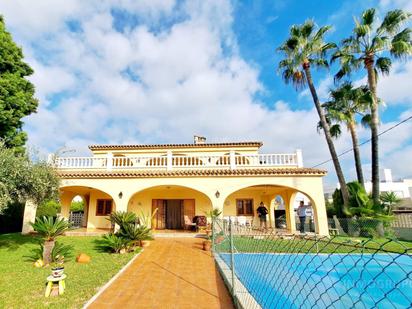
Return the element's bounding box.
[383,168,393,183]
[194,135,206,144]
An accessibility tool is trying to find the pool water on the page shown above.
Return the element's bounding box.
[220,253,412,309]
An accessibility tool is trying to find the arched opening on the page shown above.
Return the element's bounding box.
[60,186,116,230]
[223,185,318,233]
[128,185,212,230]
[69,195,86,228]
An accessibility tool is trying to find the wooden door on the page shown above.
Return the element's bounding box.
[152,199,166,229]
[183,199,195,224]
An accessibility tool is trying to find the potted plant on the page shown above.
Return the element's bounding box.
[203,237,212,251]
[50,255,65,278]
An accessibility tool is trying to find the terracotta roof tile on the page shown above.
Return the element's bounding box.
[88,142,263,151]
[58,167,326,178]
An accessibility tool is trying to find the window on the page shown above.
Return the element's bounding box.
[96,199,113,216]
[236,199,254,215]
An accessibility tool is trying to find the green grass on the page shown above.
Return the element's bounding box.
[0,233,139,309]
[215,235,412,254]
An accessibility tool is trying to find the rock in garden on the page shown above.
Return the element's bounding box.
[76,253,91,263]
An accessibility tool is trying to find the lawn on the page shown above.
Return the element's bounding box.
[0,233,139,309]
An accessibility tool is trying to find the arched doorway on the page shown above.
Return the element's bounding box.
[223,184,318,233]
[128,185,212,230]
[60,186,116,229]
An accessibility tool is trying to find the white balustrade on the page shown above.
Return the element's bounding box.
[53,151,302,170]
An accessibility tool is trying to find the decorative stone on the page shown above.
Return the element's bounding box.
[76,253,91,263]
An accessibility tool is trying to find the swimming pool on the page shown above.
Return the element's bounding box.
[219,253,412,309]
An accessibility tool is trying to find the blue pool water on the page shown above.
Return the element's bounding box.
[220,253,412,309]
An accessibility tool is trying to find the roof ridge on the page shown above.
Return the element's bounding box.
[88,142,263,150]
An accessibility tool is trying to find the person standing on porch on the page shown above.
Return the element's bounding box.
[257,202,268,231]
[297,201,307,233]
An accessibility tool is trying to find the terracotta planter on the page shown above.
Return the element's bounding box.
[203,240,211,251]
[141,240,151,247]
[216,235,224,244]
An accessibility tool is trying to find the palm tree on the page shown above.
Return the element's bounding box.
[332,8,412,205]
[380,191,401,215]
[30,216,71,264]
[321,82,372,188]
[277,20,350,214]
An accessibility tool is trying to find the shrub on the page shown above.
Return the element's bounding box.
[36,200,61,218]
[108,211,137,231]
[120,223,153,246]
[0,201,24,233]
[70,200,84,212]
[96,234,131,253]
[31,216,71,241]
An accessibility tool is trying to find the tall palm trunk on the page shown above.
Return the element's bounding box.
[365,56,380,205]
[303,64,350,214]
[348,120,365,187]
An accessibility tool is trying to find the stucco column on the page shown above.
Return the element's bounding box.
[59,191,74,219]
[311,192,329,236]
[22,199,37,234]
[285,191,297,234]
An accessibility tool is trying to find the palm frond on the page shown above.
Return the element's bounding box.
[361,8,376,26]
[361,114,372,128]
[378,9,412,35]
[375,57,392,75]
[329,124,342,138]
[301,20,315,38]
[390,28,412,59]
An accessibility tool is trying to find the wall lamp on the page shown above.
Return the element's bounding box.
[118,191,123,199]
[215,190,220,198]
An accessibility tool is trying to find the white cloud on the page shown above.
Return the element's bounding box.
[1,0,412,190]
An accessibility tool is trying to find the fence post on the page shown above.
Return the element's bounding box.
[229,217,236,296]
[211,216,216,253]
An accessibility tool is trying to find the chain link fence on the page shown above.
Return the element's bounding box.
[328,215,412,241]
[212,217,412,309]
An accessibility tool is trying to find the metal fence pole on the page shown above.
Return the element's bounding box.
[211,217,216,253]
[229,217,236,296]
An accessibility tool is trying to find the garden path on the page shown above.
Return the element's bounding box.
[87,237,234,309]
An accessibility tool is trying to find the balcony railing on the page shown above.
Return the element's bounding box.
[52,150,303,171]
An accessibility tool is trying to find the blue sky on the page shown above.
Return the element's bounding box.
[0,0,411,191]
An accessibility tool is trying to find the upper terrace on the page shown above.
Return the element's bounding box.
[52,140,304,171]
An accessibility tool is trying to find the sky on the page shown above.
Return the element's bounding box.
[0,0,411,192]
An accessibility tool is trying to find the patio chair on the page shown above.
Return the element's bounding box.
[237,216,247,226]
[184,215,197,231]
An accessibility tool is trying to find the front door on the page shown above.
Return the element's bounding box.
[152,199,195,229]
[166,200,183,229]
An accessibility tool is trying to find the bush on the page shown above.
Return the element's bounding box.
[96,234,131,253]
[70,200,84,212]
[120,223,153,246]
[0,202,24,234]
[36,200,61,218]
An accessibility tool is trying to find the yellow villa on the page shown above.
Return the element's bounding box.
[22,137,329,235]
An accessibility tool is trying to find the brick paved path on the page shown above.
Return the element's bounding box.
[88,238,234,309]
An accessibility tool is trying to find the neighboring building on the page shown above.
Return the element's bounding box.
[364,169,412,200]
[22,138,330,235]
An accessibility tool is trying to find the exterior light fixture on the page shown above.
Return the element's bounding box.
[215,191,220,198]
[118,191,123,199]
